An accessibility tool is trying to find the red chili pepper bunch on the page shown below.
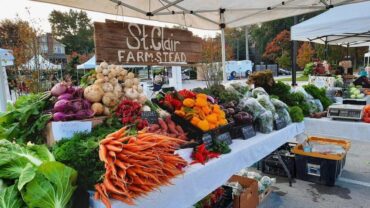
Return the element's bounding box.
[157,92,183,112]
[115,99,148,130]
[196,187,225,208]
[191,144,220,165]
[178,89,196,99]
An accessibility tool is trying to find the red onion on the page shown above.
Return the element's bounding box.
[73,87,84,98]
[74,109,94,120]
[57,93,73,101]
[54,99,71,112]
[51,82,68,96]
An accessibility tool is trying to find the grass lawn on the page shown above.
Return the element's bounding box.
[278,75,309,82]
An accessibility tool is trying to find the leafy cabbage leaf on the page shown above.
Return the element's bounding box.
[22,161,77,208]
[0,185,24,208]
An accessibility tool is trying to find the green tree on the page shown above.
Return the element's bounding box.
[48,9,94,54]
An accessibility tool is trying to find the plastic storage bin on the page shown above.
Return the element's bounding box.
[260,142,297,178]
[292,137,351,186]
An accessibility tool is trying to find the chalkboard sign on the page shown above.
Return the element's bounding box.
[241,125,256,140]
[141,111,158,124]
[274,118,287,130]
[202,134,213,148]
[215,132,233,145]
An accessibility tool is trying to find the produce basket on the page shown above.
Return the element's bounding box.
[171,114,232,144]
[292,137,351,186]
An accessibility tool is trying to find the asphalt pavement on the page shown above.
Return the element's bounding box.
[259,140,370,208]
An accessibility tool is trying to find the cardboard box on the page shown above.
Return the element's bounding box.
[228,175,259,208]
[44,116,106,146]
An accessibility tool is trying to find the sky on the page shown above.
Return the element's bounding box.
[0,0,218,38]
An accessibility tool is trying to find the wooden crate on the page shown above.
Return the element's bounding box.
[259,187,273,204]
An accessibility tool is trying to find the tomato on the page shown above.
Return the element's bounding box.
[364,105,370,113]
[364,117,370,123]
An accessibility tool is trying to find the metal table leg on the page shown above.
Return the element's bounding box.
[275,153,293,187]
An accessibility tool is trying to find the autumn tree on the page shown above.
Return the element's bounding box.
[49,9,94,54]
[0,19,37,67]
[201,37,233,63]
[297,42,315,68]
[263,30,291,62]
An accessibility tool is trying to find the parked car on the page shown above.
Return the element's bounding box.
[278,68,292,75]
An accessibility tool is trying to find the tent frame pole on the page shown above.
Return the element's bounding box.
[291,16,298,86]
[220,9,227,82]
[0,55,7,111]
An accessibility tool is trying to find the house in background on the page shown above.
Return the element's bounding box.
[38,33,67,66]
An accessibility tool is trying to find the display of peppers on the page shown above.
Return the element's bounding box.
[191,144,220,165]
[175,93,228,132]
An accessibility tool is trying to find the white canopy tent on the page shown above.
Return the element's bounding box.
[291,1,370,47]
[32,0,365,81]
[22,55,62,70]
[77,55,96,70]
[0,49,14,112]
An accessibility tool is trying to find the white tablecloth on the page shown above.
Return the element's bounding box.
[304,118,370,142]
[91,123,304,208]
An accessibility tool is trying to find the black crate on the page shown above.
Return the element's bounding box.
[260,142,297,178]
[295,153,346,186]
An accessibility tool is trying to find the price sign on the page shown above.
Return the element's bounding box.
[141,111,158,124]
[52,121,92,141]
[241,125,256,140]
[202,134,213,148]
[215,132,233,145]
[274,118,287,130]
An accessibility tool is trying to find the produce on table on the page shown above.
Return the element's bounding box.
[115,100,148,130]
[175,93,228,131]
[0,93,52,144]
[147,116,188,140]
[247,70,275,92]
[309,111,327,119]
[363,105,370,123]
[347,86,365,99]
[221,101,253,125]
[51,83,94,121]
[288,106,304,122]
[194,187,226,208]
[52,124,121,190]
[156,91,184,112]
[191,144,220,165]
[95,128,187,207]
[238,97,266,121]
[271,98,292,125]
[0,140,77,207]
[303,84,333,109]
[83,62,146,116]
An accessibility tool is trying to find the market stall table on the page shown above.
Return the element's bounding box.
[304,117,370,142]
[91,122,304,208]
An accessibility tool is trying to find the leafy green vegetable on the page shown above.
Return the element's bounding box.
[22,161,77,208]
[0,93,52,144]
[0,185,24,208]
[303,84,332,110]
[303,62,314,76]
[18,163,36,191]
[210,140,231,154]
[289,106,304,122]
[52,124,118,190]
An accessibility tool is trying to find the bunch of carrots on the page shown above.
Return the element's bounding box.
[94,127,188,207]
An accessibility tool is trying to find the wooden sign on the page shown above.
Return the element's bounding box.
[94,20,202,65]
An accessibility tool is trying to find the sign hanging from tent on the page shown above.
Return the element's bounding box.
[94,20,202,65]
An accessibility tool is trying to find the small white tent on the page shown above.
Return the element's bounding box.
[22,55,62,70]
[77,55,96,70]
[0,48,14,112]
[291,1,370,47]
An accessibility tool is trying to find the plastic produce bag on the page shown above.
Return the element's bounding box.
[276,108,292,125]
[291,86,313,100]
[238,97,266,120]
[252,87,268,98]
[307,99,319,114]
[257,110,273,133]
[271,98,288,110]
[314,99,324,112]
[257,95,276,114]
